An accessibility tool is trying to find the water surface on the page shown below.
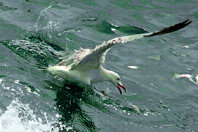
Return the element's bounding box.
[0,0,198,131]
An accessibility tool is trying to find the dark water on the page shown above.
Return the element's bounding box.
[0,0,198,132]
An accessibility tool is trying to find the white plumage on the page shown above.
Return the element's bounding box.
[48,20,191,94]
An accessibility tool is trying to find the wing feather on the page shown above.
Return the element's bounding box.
[72,19,191,70]
[58,49,90,67]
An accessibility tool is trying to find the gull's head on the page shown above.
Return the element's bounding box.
[107,71,126,94]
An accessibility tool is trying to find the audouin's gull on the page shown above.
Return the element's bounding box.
[48,19,191,94]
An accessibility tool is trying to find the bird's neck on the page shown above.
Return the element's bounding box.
[99,66,113,81]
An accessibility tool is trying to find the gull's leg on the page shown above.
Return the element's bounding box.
[90,83,112,97]
[95,89,112,98]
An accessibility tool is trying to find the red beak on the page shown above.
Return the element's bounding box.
[117,82,126,95]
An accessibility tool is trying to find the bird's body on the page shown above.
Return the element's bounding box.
[48,65,111,84]
[47,19,192,94]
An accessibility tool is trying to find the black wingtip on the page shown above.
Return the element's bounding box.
[145,19,192,37]
[182,19,192,27]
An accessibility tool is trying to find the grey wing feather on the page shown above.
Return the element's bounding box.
[72,19,191,70]
[71,38,122,70]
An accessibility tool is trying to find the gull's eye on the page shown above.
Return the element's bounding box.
[117,78,120,81]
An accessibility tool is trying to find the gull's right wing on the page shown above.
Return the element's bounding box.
[72,19,192,70]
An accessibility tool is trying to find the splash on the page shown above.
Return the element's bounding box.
[0,99,72,132]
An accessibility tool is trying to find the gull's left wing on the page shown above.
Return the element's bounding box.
[72,19,191,70]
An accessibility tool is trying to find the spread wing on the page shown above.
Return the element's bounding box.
[71,19,191,70]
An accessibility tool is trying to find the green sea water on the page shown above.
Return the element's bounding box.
[0,0,197,132]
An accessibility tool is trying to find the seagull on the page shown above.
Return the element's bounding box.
[47,19,191,94]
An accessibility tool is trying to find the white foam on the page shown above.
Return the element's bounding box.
[127,66,139,69]
[0,79,3,83]
[0,99,72,132]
